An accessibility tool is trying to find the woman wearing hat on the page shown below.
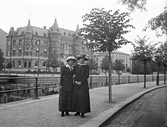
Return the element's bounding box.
[59,56,76,117]
[72,55,91,118]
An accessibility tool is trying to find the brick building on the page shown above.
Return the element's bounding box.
[5,18,91,72]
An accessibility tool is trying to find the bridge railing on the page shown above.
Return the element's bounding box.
[0,74,166,104]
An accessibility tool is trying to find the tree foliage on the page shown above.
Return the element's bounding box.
[87,58,98,73]
[100,55,113,73]
[0,49,5,71]
[114,59,125,71]
[117,0,147,12]
[144,8,167,36]
[131,35,159,63]
[80,8,135,53]
[155,41,167,66]
[47,51,61,70]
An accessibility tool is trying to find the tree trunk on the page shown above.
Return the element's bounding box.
[156,63,160,85]
[143,61,146,88]
[108,51,112,102]
[164,66,166,84]
[105,70,108,86]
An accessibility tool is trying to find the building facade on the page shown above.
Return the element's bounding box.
[5,18,91,72]
[0,28,7,57]
[93,51,132,73]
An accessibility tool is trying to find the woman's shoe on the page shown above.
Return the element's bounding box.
[81,113,84,118]
[61,112,64,117]
[74,112,80,116]
[66,112,69,116]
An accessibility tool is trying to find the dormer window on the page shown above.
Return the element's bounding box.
[35,32,38,35]
[21,31,24,35]
[64,32,66,35]
[43,33,46,36]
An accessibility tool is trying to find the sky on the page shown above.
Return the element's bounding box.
[0,0,166,54]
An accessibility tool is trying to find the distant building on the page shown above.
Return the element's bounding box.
[0,28,7,57]
[5,18,91,72]
[93,51,132,73]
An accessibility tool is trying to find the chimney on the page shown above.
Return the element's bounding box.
[44,26,46,29]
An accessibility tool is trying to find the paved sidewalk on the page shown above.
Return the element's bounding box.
[0,81,166,127]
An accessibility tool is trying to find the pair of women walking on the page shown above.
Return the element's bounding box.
[58,55,91,118]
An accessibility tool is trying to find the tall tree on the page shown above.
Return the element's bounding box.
[131,35,160,88]
[0,49,5,71]
[79,8,134,102]
[87,58,98,73]
[114,59,125,74]
[155,42,167,84]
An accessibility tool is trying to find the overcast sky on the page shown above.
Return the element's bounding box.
[0,0,166,54]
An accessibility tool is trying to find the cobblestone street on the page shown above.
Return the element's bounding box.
[103,87,167,127]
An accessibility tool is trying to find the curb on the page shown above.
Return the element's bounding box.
[80,84,167,127]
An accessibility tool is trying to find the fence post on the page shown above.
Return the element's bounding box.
[137,75,138,82]
[118,75,120,84]
[34,77,39,99]
[90,76,93,89]
[128,75,130,84]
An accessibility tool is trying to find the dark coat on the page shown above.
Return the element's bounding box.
[59,65,75,112]
[74,64,89,89]
[60,65,75,92]
[72,64,91,113]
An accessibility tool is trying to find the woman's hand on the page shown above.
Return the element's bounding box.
[75,81,81,85]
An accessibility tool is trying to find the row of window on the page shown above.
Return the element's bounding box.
[9,60,47,68]
[6,50,48,57]
[7,40,49,46]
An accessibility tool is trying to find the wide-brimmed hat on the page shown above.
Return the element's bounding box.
[77,55,89,61]
[66,56,76,62]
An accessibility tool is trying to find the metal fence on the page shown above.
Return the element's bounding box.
[0,74,166,104]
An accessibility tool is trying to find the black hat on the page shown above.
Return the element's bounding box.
[77,55,89,61]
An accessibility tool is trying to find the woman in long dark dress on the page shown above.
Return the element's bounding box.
[72,55,91,118]
[59,56,76,117]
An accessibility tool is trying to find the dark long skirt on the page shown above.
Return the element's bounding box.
[59,90,72,112]
[72,88,91,113]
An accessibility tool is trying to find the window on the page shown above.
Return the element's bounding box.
[43,50,47,57]
[36,49,39,56]
[12,61,15,67]
[18,60,21,67]
[13,49,16,56]
[19,39,22,45]
[43,33,46,37]
[42,61,46,66]
[36,40,40,45]
[35,32,38,35]
[35,61,39,66]
[19,48,22,56]
[24,61,27,68]
[28,62,31,68]
[13,40,16,45]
